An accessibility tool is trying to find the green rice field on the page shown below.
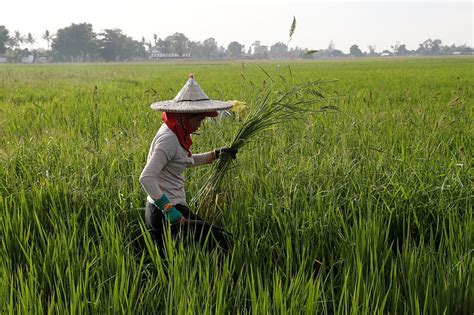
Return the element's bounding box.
[1,57,473,313]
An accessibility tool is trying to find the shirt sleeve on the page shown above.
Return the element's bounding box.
[189,151,215,167]
[139,137,176,201]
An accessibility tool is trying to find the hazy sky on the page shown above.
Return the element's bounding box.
[1,0,472,53]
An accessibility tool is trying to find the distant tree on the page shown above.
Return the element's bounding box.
[165,32,190,57]
[98,29,123,61]
[9,30,24,50]
[140,37,148,56]
[42,30,53,51]
[155,37,171,54]
[98,29,146,61]
[217,45,227,58]
[201,37,219,58]
[252,40,261,50]
[391,41,401,55]
[397,44,409,56]
[188,41,200,58]
[253,43,268,58]
[349,44,362,57]
[417,38,442,55]
[0,25,10,54]
[125,36,147,60]
[431,39,442,55]
[455,44,473,54]
[328,40,335,54]
[26,33,35,50]
[251,40,260,58]
[227,41,244,58]
[368,45,376,56]
[144,40,153,54]
[330,49,344,57]
[52,23,98,61]
[287,46,306,59]
[269,42,288,58]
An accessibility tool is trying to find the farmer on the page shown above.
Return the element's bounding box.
[139,74,237,252]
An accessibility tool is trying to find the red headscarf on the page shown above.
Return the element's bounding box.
[162,111,218,157]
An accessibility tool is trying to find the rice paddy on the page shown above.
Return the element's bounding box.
[1,57,473,313]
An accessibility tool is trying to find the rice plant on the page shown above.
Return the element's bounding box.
[191,76,337,214]
[1,58,472,313]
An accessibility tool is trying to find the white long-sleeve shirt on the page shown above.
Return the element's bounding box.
[139,124,214,206]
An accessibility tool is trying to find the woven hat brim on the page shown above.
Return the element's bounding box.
[150,100,233,113]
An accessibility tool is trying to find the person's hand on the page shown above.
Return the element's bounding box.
[154,194,184,224]
[164,206,184,224]
[214,147,238,160]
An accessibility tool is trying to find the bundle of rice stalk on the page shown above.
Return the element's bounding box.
[191,78,336,216]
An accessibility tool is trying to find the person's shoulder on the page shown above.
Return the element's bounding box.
[155,124,178,147]
[157,124,176,138]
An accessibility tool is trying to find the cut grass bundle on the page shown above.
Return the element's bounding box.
[191,78,337,215]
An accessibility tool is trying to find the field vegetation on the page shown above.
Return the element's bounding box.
[1,57,472,313]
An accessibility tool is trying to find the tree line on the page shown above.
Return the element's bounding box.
[0,23,472,63]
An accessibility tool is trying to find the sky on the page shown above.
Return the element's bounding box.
[1,0,472,53]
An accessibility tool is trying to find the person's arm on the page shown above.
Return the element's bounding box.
[189,147,239,168]
[190,151,216,167]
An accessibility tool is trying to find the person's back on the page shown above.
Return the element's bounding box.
[141,123,193,207]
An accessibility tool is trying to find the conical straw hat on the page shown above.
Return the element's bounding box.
[150,74,233,113]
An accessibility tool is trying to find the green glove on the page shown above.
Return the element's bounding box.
[154,194,183,224]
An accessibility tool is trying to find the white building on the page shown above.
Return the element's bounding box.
[21,55,34,63]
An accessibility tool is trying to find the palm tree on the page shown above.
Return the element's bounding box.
[26,33,35,50]
[42,29,52,51]
[11,30,24,50]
